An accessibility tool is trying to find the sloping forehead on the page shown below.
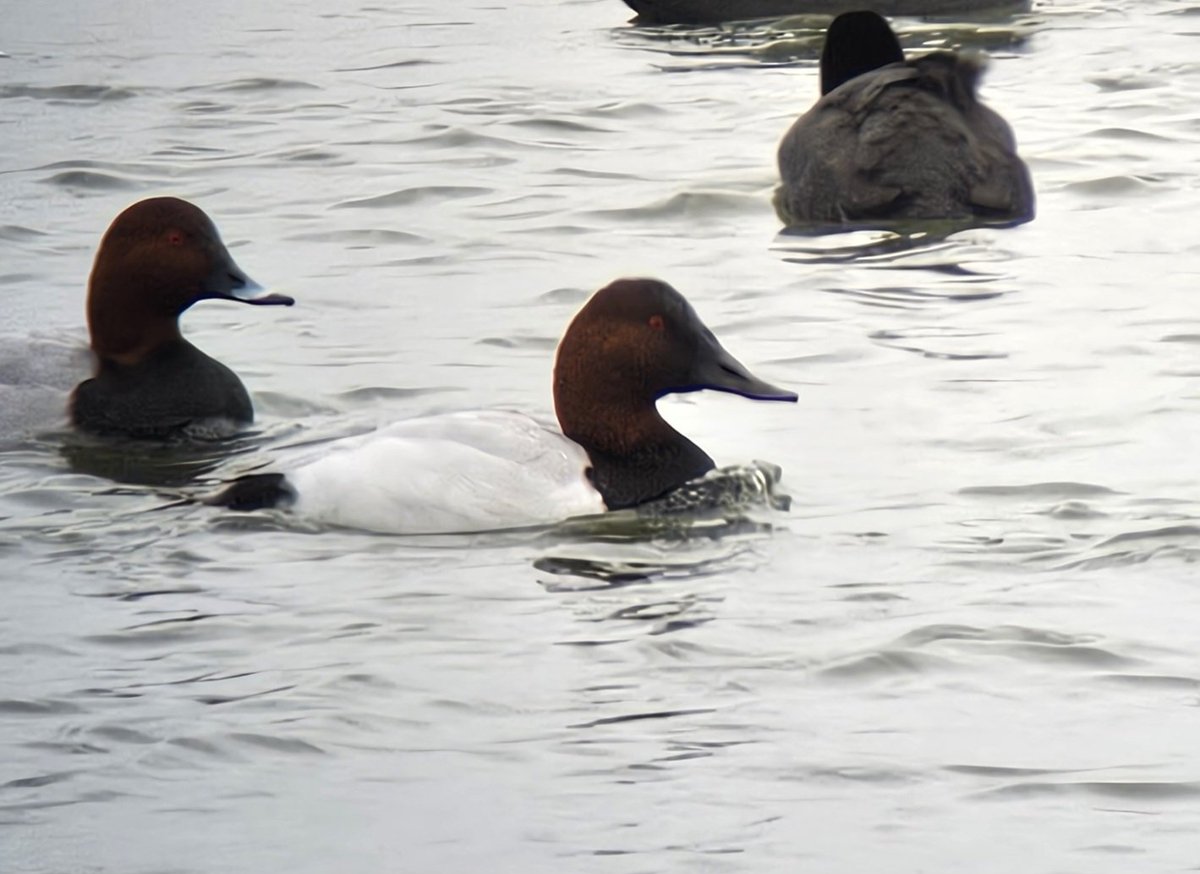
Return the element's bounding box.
[594,278,688,319]
[106,197,219,242]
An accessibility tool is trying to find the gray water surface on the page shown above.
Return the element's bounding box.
[1,1,1198,872]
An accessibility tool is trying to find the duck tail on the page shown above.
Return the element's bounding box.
[205,472,295,511]
[914,51,986,109]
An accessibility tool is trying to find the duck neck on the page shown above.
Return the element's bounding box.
[555,393,715,511]
[87,284,184,367]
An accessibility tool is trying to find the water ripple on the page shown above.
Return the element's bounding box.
[982,780,1200,801]
[586,190,762,221]
[332,186,491,209]
[1,1,1198,868]
[39,170,143,192]
[0,84,137,102]
[870,327,1008,360]
[570,708,716,729]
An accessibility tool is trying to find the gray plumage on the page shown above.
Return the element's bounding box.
[776,14,1034,226]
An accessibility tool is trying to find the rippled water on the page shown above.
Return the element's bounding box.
[2,1,1199,871]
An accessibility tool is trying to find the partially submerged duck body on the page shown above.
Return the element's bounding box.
[70,197,293,440]
[72,340,261,441]
[623,0,1030,25]
[776,10,1034,227]
[245,410,606,534]
[211,278,798,535]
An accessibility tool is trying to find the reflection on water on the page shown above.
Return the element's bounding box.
[536,463,789,590]
[773,218,1025,262]
[59,431,264,487]
[616,6,1038,68]
[1,0,1199,872]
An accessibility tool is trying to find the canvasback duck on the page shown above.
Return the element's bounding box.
[775,10,1035,226]
[211,278,797,534]
[70,197,293,439]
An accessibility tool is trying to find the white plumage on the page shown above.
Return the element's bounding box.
[285,410,605,534]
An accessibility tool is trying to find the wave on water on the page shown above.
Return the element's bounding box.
[534,463,791,604]
[333,187,492,209]
[943,481,1199,570]
[614,10,1037,69]
[586,189,764,222]
[0,84,137,102]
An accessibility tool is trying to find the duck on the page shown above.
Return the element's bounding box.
[623,0,1030,25]
[70,197,294,439]
[210,278,798,535]
[775,10,1035,226]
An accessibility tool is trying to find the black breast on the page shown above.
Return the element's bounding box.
[71,341,254,439]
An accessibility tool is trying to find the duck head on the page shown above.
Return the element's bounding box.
[820,10,905,95]
[86,197,293,365]
[553,278,796,509]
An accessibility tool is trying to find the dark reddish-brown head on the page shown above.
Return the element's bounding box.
[86,197,293,364]
[553,278,796,454]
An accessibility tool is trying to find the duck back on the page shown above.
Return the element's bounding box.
[280,411,605,535]
[777,51,1034,225]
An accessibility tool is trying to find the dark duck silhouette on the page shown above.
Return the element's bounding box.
[775,10,1035,227]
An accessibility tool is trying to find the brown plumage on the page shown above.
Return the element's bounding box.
[71,197,293,438]
[553,278,796,509]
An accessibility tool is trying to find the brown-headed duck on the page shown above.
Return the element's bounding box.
[70,197,293,439]
[775,10,1035,226]
[210,278,797,534]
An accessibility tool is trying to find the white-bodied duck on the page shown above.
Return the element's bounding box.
[211,278,797,534]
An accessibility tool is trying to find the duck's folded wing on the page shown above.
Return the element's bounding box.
[286,410,605,534]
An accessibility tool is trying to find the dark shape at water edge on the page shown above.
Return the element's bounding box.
[205,473,294,511]
[59,432,249,488]
[623,0,1031,25]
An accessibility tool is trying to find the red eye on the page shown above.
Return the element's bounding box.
[648,314,664,331]
[167,230,184,246]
